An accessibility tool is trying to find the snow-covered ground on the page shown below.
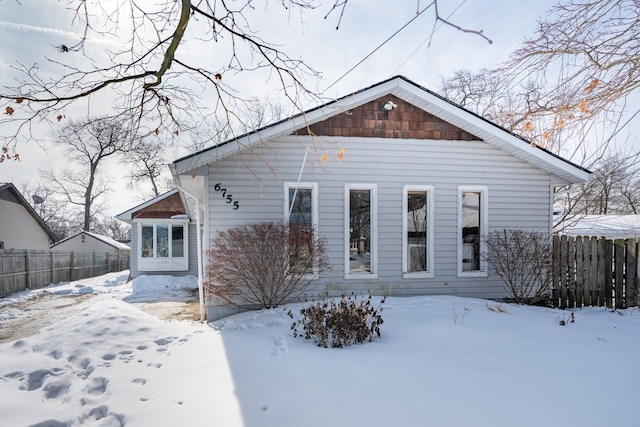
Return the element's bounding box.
[1,271,639,427]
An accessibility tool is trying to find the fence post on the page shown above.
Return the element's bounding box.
[70,251,75,282]
[589,237,599,306]
[50,251,55,284]
[635,240,640,307]
[25,250,31,290]
[576,237,584,307]
[559,235,569,309]
[568,236,576,308]
[615,239,625,309]
[552,235,560,306]
[626,240,637,308]
[603,239,613,308]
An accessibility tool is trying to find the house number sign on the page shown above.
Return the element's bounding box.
[214,183,239,210]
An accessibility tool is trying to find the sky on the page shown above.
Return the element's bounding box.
[1,0,634,219]
[1,270,639,426]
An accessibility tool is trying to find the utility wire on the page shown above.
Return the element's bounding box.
[603,106,640,145]
[323,1,435,94]
[391,0,466,76]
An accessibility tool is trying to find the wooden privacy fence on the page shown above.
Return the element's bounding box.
[552,235,639,309]
[0,249,130,296]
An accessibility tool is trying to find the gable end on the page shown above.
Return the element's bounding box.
[132,192,186,219]
[295,95,482,141]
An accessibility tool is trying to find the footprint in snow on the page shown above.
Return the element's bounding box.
[83,376,108,396]
[270,335,289,357]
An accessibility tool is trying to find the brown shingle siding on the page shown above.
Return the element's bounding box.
[295,95,482,141]
[132,192,186,219]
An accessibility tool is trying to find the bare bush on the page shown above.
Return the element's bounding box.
[483,229,556,305]
[205,222,328,309]
[288,294,385,348]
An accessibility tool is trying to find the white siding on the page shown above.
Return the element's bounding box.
[204,135,553,300]
[0,200,52,250]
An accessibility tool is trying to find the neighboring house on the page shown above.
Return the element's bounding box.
[556,214,640,239]
[130,75,591,320]
[51,231,132,257]
[116,189,199,277]
[0,183,58,250]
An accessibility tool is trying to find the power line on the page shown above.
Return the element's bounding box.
[323,1,435,94]
[391,0,466,76]
[604,106,640,144]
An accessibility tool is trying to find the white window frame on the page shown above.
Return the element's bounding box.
[345,184,378,279]
[457,186,488,277]
[136,219,189,272]
[284,182,319,277]
[284,182,318,231]
[402,185,435,278]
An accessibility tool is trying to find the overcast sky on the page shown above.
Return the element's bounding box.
[0,0,602,216]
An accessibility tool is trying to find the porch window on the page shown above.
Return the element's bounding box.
[458,186,488,276]
[284,182,318,275]
[403,185,434,277]
[137,220,189,271]
[345,184,377,278]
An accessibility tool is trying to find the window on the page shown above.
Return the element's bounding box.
[285,182,318,275]
[137,220,189,271]
[285,183,317,229]
[345,184,377,278]
[458,186,488,276]
[403,185,434,277]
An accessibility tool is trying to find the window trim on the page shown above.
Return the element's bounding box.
[284,182,318,231]
[402,185,435,278]
[344,183,378,279]
[284,182,319,277]
[457,186,488,277]
[135,218,189,272]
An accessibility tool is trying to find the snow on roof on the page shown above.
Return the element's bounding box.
[84,231,131,250]
[558,215,640,239]
[53,231,131,251]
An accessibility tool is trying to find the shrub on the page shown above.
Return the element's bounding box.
[205,221,328,309]
[288,294,385,348]
[483,229,556,305]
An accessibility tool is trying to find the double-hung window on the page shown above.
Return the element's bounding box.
[345,184,377,278]
[458,186,488,276]
[137,219,189,271]
[284,182,318,275]
[402,185,434,277]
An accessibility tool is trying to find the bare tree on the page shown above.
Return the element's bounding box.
[0,0,492,156]
[43,117,131,231]
[93,217,131,242]
[19,180,73,240]
[504,0,640,120]
[126,137,171,197]
[438,1,640,162]
[498,0,640,157]
[558,150,640,217]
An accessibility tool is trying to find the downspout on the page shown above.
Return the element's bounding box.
[175,185,205,323]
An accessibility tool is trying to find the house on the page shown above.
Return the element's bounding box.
[129,75,591,320]
[116,188,199,277]
[556,214,640,240]
[51,231,132,257]
[0,183,58,250]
